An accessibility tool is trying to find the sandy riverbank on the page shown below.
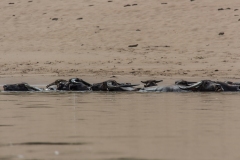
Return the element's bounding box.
[1,0,240,85]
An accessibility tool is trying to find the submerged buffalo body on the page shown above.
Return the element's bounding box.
[208,81,240,91]
[3,83,42,91]
[46,78,92,91]
[141,80,224,92]
[3,79,240,92]
[140,85,185,92]
[91,80,139,91]
[175,80,240,92]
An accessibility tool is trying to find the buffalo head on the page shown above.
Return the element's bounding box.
[46,79,67,88]
[141,80,163,87]
[178,80,224,92]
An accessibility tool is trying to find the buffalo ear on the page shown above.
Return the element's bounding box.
[141,81,147,84]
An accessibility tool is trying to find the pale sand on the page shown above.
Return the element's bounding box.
[1,0,240,85]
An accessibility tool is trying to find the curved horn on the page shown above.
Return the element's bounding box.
[178,81,202,90]
[69,78,80,83]
[175,80,197,86]
[119,84,139,87]
[107,84,139,88]
[24,83,42,91]
[141,80,163,83]
[46,82,56,88]
[155,80,163,83]
[81,80,92,87]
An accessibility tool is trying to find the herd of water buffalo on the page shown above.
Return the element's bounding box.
[2,78,240,92]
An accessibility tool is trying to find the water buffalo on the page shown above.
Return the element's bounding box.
[91,80,139,91]
[140,80,224,92]
[207,81,240,91]
[3,83,42,91]
[175,80,240,92]
[46,78,92,91]
[4,79,240,92]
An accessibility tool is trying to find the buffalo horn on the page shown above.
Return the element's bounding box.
[46,82,56,88]
[178,81,202,90]
[24,83,42,91]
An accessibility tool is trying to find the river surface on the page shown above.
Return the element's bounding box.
[0,92,240,160]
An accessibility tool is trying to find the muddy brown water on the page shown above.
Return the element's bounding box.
[0,92,240,160]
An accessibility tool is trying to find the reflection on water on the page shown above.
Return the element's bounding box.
[0,92,240,160]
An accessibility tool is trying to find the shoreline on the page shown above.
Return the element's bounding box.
[1,74,240,87]
[1,0,240,87]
